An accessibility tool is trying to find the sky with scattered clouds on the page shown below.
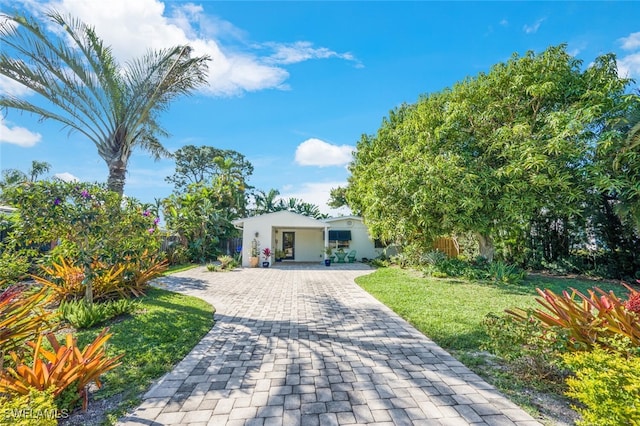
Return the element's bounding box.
[1,0,639,215]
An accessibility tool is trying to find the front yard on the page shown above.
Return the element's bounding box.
[356,267,628,424]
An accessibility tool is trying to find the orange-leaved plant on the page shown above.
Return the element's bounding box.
[0,285,58,353]
[0,328,124,410]
[506,283,640,351]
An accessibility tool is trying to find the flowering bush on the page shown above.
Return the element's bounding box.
[2,181,161,302]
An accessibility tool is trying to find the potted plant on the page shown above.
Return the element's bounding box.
[324,246,333,266]
[250,238,260,268]
[262,247,272,268]
[275,250,285,262]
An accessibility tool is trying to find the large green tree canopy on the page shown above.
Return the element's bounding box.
[347,45,637,262]
[165,145,254,193]
[0,11,210,196]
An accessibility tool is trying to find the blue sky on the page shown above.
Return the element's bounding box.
[1,0,639,215]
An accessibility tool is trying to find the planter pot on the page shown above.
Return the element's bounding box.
[262,261,270,268]
[249,256,259,268]
[324,259,331,267]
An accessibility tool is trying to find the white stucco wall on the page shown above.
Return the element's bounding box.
[276,228,324,262]
[324,217,382,261]
[235,211,329,267]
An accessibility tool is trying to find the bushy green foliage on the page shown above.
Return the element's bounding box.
[421,250,447,266]
[346,43,639,275]
[563,349,640,425]
[0,251,30,287]
[2,181,162,302]
[207,255,239,272]
[0,387,61,426]
[59,299,139,329]
[163,181,243,263]
[482,313,568,385]
[487,261,526,284]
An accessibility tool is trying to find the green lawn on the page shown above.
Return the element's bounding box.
[162,263,200,275]
[356,267,625,351]
[72,287,214,424]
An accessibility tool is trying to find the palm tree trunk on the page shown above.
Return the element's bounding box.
[107,159,127,196]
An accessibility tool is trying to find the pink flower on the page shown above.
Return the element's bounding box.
[80,190,90,199]
[148,228,155,234]
[142,210,151,217]
[153,217,160,225]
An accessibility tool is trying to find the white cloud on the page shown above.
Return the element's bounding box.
[619,32,640,51]
[523,18,546,34]
[617,52,640,78]
[54,172,79,182]
[295,138,355,167]
[0,75,33,97]
[280,181,351,216]
[264,41,361,67]
[18,0,357,97]
[0,116,42,147]
[499,19,509,27]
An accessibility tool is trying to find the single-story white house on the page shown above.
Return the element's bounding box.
[232,211,384,267]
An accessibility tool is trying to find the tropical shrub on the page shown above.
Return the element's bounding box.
[0,285,57,353]
[2,181,161,302]
[0,251,30,287]
[207,255,238,272]
[163,180,243,263]
[0,328,124,411]
[122,250,168,294]
[482,313,568,385]
[487,261,526,284]
[31,258,87,301]
[506,284,640,351]
[0,387,61,426]
[33,254,167,302]
[59,299,139,329]
[563,349,640,425]
[421,250,447,266]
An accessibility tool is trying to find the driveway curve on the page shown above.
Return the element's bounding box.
[119,264,541,426]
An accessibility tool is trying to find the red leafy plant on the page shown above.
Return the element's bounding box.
[506,283,640,351]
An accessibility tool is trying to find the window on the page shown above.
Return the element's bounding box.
[328,230,351,250]
[329,239,350,249]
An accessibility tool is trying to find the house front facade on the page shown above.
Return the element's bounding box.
[232,211,383,267]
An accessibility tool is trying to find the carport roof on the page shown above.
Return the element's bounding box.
[232,210,329,229]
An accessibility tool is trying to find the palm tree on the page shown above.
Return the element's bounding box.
[0,11,210,196]
[253,189,281,215]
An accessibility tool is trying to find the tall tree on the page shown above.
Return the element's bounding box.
[0,11,210,196]
[166,145,253,192]
[28,160,51,182]
[347,45,632,261]
[253,188,281,215]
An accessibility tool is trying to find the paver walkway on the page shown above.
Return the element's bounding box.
[119,263,541,426]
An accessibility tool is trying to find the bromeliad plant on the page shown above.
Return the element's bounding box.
[506,283,640,351]
[0,285,58,354]
[0,328,124,411]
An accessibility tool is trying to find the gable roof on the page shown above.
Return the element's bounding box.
[322,215,362,223]
[233,210,329,228]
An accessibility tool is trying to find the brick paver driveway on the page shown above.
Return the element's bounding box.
[119,263,540,426]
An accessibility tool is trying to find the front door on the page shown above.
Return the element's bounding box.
[282,232,295,260]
